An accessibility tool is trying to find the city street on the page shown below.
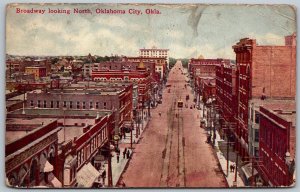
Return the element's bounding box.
[120,61,227,187]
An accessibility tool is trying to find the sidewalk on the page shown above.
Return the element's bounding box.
[198,101,245,187]
[102,116,150,187]
[213,131,245,187]
[119,116,149,145]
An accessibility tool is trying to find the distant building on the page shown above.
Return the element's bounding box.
[25,66,47,80]
[215,62,237,139]
[122,56,166,80]
[91,62,151,107]
[189,58,230,102]
[139,46,169,69]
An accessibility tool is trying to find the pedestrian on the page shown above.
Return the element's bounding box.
[102,170,106,184]
[123,150,126,159]
[126,150,131,159]
[117,154,120,163]
[123,148,127,159]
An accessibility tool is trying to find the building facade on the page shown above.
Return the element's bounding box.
[139,46,169,69]
[232,34,296,159]
[257,103,296,186]
[25,66,47,80]
[26,84,132,134]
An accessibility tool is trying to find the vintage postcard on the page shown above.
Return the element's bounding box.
[5,3,296,188]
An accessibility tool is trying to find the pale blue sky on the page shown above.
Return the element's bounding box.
[6,3,296,59]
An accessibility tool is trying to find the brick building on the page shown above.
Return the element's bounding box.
[190,58,230,104]
[22,58,51,75]
[257,102,296,186]
[91,63,151,106]
[25,66,47,80]
[215,62,237,138]
[6,108,115,188]
[201,78,216,102]
[122,56,167,80]
[26,84,133,135]
[232,34,296,159]
[188,58,230,79]
[6,119,62,187]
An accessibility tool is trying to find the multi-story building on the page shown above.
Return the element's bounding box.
[92,62,151,107]
[139,46,169,69]
[6,119,62,187]
[25,66,47,80]
[6,108,115,188]
[215,62,237,138]
[188,58,230,78]
[257,102,296,186]
[232,33,296,159]
[190,58,230,103]
[122,56,166,80]
[22,58,51,75]
[26,84,132,134]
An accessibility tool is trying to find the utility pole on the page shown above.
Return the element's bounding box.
[130,120,133,149]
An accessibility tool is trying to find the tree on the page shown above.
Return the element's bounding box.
[169,57,176,69]
[181,58,189,68]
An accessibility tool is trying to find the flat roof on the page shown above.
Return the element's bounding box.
[6,117,54,125]
[262,102,296,127]
[30,89,122,95]
[58,126,85,143]
[6,131,29,144]
[9,108,112,117]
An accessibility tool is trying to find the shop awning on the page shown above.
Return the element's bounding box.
[241,163,258,179]
[94,155,105,164]
[76,163,100,187]
[48,172,62,188]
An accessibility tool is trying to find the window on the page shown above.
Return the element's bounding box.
[56,101,59,108]
[255,113,260,124]
[83,102,86,109]
[254,129,259,142]
[77,101,80,109]
[37,100,41,108]
[104,102,107,109]
[90,101,93,109]
[96,102,99,109]
[50,101,54,108]
[70,101,73,109]
[30,100,33,107]
[63,101,67,108]
[43,100,47,108]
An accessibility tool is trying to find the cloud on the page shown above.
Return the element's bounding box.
[248,32,285,45]
[6,4,295,60]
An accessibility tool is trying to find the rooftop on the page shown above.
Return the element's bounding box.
[30,88,122,96]
[9,108,112,118]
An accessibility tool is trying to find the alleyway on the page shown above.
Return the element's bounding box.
[120,61,227,187]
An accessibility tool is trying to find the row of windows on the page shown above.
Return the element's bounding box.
[31,100,108,109]
[77,127,107,168]
[93,77,144,82]
[262,152,287,185]
[260,120,287,158]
